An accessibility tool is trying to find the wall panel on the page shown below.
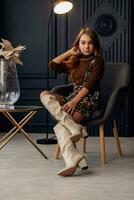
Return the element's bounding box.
[0,0,131,136]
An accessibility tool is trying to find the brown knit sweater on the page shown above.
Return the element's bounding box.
[49,55,105,93]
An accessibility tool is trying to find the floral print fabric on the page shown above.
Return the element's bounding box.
[65,58,100,119]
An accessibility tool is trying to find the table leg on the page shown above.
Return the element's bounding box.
[0,111,34,143]
[20,130,48,159]
[1,111,48,159]
[0,111,36,149]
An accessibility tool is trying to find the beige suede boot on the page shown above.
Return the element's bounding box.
[54,122,88,176]
[41,94,88,143]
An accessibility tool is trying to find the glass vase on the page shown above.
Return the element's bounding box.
[0,58,20,109]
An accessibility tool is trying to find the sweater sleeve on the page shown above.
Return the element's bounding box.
[84,58,105,93]
[48,60,68,73]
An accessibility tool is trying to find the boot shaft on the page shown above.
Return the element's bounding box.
[53,123,83,167]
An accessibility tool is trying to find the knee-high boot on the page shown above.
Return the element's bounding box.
[53,122,88,176]
[41,94,88,143]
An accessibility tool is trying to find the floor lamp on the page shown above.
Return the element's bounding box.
[37,0,73,145]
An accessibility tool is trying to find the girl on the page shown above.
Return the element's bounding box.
[40,28,105,176]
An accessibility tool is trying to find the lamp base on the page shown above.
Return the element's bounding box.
[36,138,57,145]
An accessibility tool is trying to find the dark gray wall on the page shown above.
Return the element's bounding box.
[0,0,131,136]
[0,0,51,132]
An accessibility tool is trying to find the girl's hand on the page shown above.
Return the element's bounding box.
[62,100,77,116]
[70,46,81,56]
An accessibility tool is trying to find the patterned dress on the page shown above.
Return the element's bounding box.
[49,55,105,119]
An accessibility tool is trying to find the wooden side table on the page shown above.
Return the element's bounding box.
[0,106,47,159]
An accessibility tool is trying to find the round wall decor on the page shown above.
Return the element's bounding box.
[95,14,117,37]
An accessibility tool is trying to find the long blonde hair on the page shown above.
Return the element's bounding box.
[64,27,101,70]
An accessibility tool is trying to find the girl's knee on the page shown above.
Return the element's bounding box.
[72,112,83,123]
[40,90,50,99]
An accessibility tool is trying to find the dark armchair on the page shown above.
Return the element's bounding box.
[51,62,130,164]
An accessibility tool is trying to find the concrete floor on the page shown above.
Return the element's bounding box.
[0,133,134,200]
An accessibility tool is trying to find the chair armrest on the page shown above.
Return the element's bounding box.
[103,86,128,120]
[51,83,74,96]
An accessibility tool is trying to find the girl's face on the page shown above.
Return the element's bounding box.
[79,34,94,56]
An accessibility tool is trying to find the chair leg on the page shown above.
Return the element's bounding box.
[112,120,122,156]
[99,124,106,164]
[55,144,60,159]
[81,138,86,153]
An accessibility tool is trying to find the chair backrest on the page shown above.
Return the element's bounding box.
[99,62,130,108]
